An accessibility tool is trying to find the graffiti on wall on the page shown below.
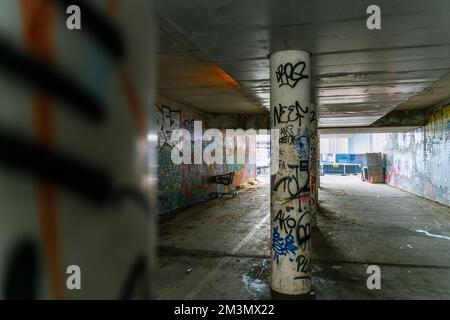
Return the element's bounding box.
[157,105,181,148]
[385,104,450,206]
[156,104,256,215]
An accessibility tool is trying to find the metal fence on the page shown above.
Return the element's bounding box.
[321,164,361,175]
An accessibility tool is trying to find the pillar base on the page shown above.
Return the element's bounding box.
[271,289,316,300]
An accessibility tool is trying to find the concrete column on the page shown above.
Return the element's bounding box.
[0,1,156,299]
[317,134,319,214]
[317,134,321,188]
[310,104,318,228]
[270,50,314,296]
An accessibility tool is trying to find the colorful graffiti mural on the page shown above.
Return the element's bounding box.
[156,103,256,215]
[384,104,450,206]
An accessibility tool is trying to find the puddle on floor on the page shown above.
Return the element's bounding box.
[241,259,271,298]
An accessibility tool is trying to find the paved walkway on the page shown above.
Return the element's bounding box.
[155,175,450,299]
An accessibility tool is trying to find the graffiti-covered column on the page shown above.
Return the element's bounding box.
[310,103,318,228]
[317,133,321,196]
[270,50,314,296]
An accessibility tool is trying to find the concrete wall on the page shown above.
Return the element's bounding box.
[205,112,269,130]
[155,97,256,215]
[384,102,450,206]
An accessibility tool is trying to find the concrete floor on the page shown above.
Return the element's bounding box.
[155,175,450,299]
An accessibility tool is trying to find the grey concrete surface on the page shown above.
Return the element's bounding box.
[155,0,450,127]
[155,175,450,299]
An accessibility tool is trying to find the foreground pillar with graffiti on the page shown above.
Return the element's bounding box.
[270,50,315,296]
[0,1,156,299]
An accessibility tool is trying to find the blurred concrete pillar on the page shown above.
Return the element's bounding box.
[270,50,314,296]
[0,1,156,299]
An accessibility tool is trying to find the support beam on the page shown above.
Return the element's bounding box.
[270,50,314,296]
[319,126,419,134]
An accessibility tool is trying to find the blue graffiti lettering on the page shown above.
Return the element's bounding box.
[272,226,298,264]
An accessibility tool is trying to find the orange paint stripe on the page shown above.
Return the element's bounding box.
[19,0,55,62]
[106,0,120,18]
[19,0,64,299]
[37,183,62,298]
[118,67,147,138]
[106,0,147,138]
[32,95,55,145]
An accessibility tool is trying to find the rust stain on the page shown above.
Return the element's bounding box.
[19,0,64,300]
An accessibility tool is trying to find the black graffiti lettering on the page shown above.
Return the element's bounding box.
[278,159,287,171]
[279,126,295,144]
[157,105,181,148]
[275,62,309,88]
[274,210,297,232]
[295,255,311,273]
[273,164,310,211]
[310,110,316,123]
[273,101,309,127]
[296,211,311,251]
[274,164,299,195]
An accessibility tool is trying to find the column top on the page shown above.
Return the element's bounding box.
[268,49,312,58]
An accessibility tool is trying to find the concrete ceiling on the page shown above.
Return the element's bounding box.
[154,0,450,127]
[396,73,450,110]
[157,15,263,114]
[319,126,419,135]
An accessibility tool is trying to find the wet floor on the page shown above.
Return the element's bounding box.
[155,175,450,299]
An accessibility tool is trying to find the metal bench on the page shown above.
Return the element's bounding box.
[208,172,237,198]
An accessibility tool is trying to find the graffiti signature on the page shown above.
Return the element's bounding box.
[272,226,298,264]
[275,62,309,89]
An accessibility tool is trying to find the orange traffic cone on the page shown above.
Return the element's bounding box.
[370,176,375,184]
